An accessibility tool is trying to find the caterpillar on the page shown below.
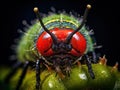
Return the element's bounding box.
[1,4,109,90]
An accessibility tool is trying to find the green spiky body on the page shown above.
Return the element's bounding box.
[17,14,94,62]
[0,59,120,90]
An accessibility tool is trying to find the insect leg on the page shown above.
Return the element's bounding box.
[16,61,30,90]
[87,51,97,63]
[85,54,95,79]
[36,60,40,90]
[92,51,98,63]
[4,61,23,83]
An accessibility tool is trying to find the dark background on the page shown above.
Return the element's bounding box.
[1,0,120,70]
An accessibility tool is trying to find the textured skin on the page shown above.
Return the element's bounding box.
[0,61,120,90]
[16,14,94,62]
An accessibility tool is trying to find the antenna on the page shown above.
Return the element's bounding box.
[65,4,91,44]
[34,7,58,44]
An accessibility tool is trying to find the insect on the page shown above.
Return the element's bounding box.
[5,4,100,90]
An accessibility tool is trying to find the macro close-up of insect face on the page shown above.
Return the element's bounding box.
[4,4,97,90]
[33,4,95,78]
[0,1,120,90]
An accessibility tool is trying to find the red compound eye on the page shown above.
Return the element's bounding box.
[36,28,86,57]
